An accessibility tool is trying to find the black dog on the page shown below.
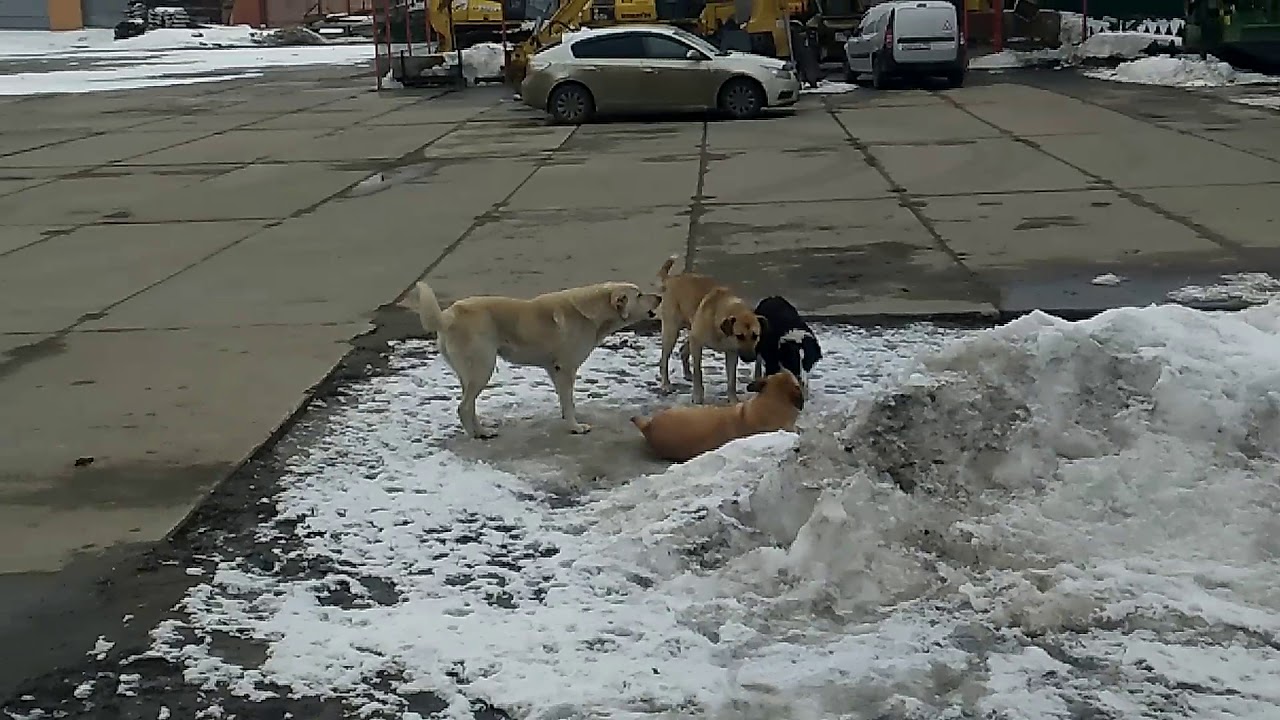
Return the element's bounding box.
[753,296,822,394]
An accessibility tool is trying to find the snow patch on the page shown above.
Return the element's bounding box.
[1091,273,1124,286]
[144,308,1280,719]
[88,635,114,661]
[1168,272,1280,306]
[1232,93,1280,110]
[801,80,858,95]
[0,28,372,96]
[1086,55,1278,87]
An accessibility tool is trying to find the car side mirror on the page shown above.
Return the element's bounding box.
[685,49,704,61]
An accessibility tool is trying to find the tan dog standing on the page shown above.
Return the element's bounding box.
[631,370,804,462]
[656,256,765,404]
[400,280,661,439]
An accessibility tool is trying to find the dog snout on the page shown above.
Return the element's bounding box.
[739,350,757,363]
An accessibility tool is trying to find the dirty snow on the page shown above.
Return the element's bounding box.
[1232,93,1280,110]
[131,304,1280,720]
[1086,54,1278,88]
[969,21,1183,71]
[801,79,858,95]
[0,28,372,95]
[1091,273,1125,286]
[1169,272,1280,306]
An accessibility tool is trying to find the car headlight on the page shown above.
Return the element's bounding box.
[774,68,793,79]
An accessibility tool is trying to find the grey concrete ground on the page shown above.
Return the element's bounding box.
[2,63,1280,702]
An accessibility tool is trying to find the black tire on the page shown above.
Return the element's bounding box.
[946,69,966,88]
[844,61,858,84]
[547,82,594,125]
[871,53,889,90]
[718,77,765,120]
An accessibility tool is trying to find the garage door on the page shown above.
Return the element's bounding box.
[81,0,126,27]
[0,0,49,29]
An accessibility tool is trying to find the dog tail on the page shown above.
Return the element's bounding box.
[658,255,679,283]
[630,415,652,434]
[402,280,445,334]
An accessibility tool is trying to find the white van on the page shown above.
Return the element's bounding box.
[843,0,966,89]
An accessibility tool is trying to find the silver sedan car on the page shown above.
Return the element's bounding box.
[521,25,801,124]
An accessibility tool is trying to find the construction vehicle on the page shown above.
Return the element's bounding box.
[375,0,542,51]
[1186,0,1280,71]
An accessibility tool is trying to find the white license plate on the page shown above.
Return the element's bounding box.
[899,42,930,50]
[835,32,848,42]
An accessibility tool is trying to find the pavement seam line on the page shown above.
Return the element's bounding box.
[0,84,374,238]
[1,85,494,372]
[825,96,1002,312]
[1037,75,1280,168]
[934,91,1253,256]
[402,122,585,300]
[685,120,710,273]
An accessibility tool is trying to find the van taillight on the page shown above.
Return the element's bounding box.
[884,12,894,48]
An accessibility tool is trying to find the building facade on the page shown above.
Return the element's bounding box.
[0,0,127,29]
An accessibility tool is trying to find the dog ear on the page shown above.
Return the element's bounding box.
[746,378,764,393]
[786,378,805,411]
[720,316,736,336]
[611,288,631,316]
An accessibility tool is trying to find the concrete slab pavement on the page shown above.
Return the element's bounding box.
[5,64,1280,702]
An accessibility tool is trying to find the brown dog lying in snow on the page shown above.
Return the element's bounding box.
[630,370,804,462]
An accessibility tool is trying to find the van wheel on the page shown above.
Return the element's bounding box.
[946,69,966,88]
[719,77,765,119]
[548,82,595,125]
[844,60,858,84]
[871,54,890,90]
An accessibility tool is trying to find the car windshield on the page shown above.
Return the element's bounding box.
[668,27,728,56]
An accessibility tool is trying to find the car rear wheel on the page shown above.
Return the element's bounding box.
[871,54,890,90]
[548,82,595,125]
[946,69,966,88]
[718,78,765,120]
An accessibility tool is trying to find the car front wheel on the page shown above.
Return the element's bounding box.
[548,82,595,125]
[844,60,857,84]
[718,77,765,120]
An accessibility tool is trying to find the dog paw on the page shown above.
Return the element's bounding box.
[569,422,592,435]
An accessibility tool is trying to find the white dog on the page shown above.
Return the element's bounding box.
[400,280,661,438]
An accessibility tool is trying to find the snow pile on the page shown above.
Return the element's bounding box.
[139,308,1280,719]
[1086,54,1278,87]
[1169,272,1280,306]
[436,42,507,84]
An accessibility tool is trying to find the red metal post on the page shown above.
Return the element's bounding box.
[381,0,394,89]
[992,0,1003,52]
[404,0,413,57]
[500,1,509,82]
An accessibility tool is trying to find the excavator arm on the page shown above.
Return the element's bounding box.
[506,0,597,83]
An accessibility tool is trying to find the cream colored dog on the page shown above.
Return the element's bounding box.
[631,370,804,462]
[400,280,662,439]
[656,256,765,405]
